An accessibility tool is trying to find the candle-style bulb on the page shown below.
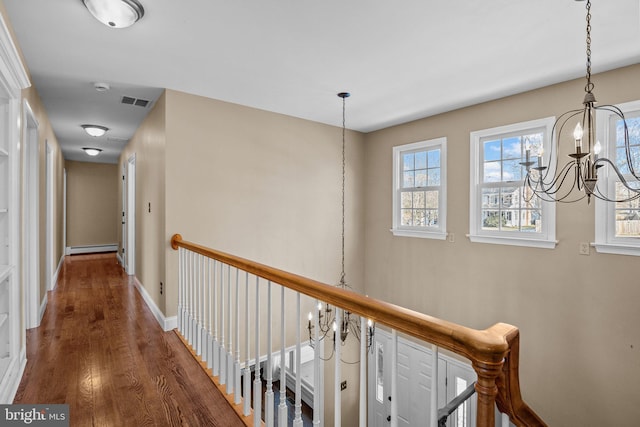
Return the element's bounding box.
[367,318,373,328]
[332,321,337,332]
[308,312,313,321]
[573,122,584,140]
[594,140,602,155]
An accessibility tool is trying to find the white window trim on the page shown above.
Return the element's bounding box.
[391,137,447,240]
[469,117,557,249]
[594,100,640,256]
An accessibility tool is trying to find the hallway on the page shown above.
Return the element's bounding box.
[13,253,244,427]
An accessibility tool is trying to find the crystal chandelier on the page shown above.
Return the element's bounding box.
[521,0,639,204]
[307,92,374,355]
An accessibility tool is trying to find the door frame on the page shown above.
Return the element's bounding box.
[22,100,40,328]
[45,140,54,291]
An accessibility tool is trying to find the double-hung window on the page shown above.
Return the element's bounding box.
[595,100,640,256]
[391,138,447,239]
[469,118,556,248]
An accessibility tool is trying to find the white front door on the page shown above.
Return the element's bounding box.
[369,329,480,427]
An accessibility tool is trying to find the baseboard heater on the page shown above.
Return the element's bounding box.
[66,244,118,255]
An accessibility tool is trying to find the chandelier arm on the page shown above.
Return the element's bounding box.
[594,104,639,180]
[594,158,640,201]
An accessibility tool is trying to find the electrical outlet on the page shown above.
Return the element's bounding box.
[341,381,347,391]
[448,232,455,243]
[579,242,590,255]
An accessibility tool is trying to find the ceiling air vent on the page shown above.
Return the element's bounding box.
[121,95,151,108]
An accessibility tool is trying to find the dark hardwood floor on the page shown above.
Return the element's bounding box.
[14,253,244,427]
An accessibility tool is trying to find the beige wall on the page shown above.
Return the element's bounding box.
[66,160,118,248]
[363,63,640,426]
[119,91,167,311]
[163,90,365,425]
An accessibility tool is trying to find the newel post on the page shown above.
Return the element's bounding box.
[472,358,504,427]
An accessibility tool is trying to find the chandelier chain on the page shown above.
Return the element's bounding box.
[340,95,346,288]
[585,0,593,92]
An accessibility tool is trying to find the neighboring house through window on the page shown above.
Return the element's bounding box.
[469,117,556,248]
[595,100,640,256]
[391,137,447,239]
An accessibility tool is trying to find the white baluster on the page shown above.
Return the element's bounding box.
[234,267,242,405]
[196,254,202,356]
[189,251,195,346]
[312,299,320,427]
[220,264,227,385]
[206,259,213,369]
[390,329,398,427]
[201,255,208,363]
[253,275,262,427]
[278,287,287,427]
[334,309,342,427]
[293,292,303,427]
[177,248,183,334]
[265,281,274,427]
[213,260,220,377]
[501,412,510,427]
[227,265,233,393]
[359,316,367,427]
[185,250,191,344]
[243,271,251,417]
[430,344,439,427]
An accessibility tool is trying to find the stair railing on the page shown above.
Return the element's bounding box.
[171,233,546,427]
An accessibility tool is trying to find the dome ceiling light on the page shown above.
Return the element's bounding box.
[81,124,109,137]
[83,148,103,156]
[82,0,145,29]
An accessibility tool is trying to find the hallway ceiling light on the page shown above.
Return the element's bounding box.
[83,148,103,156]
[81,124,109,137]
[82,0,145,29]
[520,0,639,203]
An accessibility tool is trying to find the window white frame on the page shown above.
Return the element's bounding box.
[469,117,556,248]
[391,137,447,240]
[594,100,640,256]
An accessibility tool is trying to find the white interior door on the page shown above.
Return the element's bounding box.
[126,155,135,276]
[121,165,127,269]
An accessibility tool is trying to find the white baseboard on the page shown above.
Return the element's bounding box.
[50,255,64,291]
[133,277,175,332]
[38,292,48,322]
[66,244,118,255]
[116,252,123,266]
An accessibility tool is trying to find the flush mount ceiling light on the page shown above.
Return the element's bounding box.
[83,148,103,156]
[82,0,144,29]
[81,124,109,137]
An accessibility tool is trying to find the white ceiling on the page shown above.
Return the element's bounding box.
[4,0,640,164]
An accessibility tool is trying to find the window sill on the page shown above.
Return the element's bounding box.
[390,228,447,240]
[467,234,557,249]
[593,241,640,257]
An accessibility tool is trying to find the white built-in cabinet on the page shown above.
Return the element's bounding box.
[0,13,30,403]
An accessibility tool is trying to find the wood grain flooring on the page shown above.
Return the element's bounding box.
[13,253,245,427]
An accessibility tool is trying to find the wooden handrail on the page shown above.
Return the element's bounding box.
[171,234,546,427]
